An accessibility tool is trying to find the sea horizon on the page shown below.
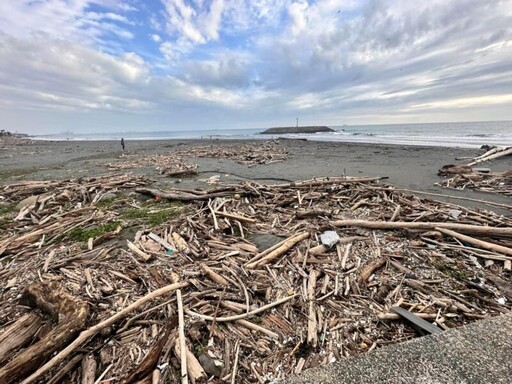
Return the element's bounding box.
[30,120,512,149]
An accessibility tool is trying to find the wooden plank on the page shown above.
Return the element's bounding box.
[391,307,442,335]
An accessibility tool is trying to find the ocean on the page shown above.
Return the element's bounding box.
[32,120,512,149]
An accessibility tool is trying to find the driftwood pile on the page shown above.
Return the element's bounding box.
[1,175,511,384]
[106,141,288,176]
[440,170,512,197]
[0,134,31,149]
[439,146,512,196]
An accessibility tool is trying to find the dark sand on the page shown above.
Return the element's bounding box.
[1,138,510,212]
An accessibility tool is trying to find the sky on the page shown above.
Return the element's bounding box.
[0,0,511,134]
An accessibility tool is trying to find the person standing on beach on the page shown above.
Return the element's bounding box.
[121,138,125,151]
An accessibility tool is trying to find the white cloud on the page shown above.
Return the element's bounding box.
[287,1,308,35]
[0,0,134,45]
[1,0,512,134]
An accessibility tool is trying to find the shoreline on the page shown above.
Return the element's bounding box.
[25,136,511,149]
[1,138,510,212]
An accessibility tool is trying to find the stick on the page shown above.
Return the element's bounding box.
[122,316,178,383]
[208,201,219,230]
[246,232,309,268]
[359,257,387,283]
[152,369,161,384]
[230,341,240,384]
[174,342,207,384]
[177,289,188,384]
[374,187,512,210]
[245,233,304,265]
[200,263,229,286]
[186,294,297,322]
[81,354,96,384]
[435,227,512,257]
[378,313,441,320]
[47,354,84,384]
[214,210,256,224]
[127,240,152,262]
[307,270,318,347]
[332,220,512,238]
[20,282,189,384]
[236,319,279,339]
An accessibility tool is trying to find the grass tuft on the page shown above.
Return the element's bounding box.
[68,221,120,242]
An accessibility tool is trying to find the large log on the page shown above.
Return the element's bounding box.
[435,227,512,257]
[468,147,512,166]
[0,313,43,365]
[20,281,189,384]
[135,187,253,202]
[0,282,89,383]
[331,220,512,238]
[270,176,388,189]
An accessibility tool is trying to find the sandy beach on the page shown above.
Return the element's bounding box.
[1,137,511,383]
[1,138,510,211]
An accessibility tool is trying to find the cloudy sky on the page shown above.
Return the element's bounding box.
[0,0,511,134]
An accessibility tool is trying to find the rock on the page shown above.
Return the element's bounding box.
[320,231,340,248]
[249,233,285,252]
[198,352,223,377]
[448,209,462,219]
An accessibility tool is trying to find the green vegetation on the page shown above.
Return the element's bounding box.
[121,202,182,227]
[432,260,472,281]
[96,193,123,208]
[68,221,120,242]
[0,203,17,216]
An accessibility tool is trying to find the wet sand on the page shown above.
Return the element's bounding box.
[1,138,510,212]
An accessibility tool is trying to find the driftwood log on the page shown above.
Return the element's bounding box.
[332,220,512,238]
[271,176,388,189]
[435,227,512,257]
[0,281,89,383]
[20,281,189,384]
[0,313,43,365]
[467,147,512,166]
[136,187,254,202]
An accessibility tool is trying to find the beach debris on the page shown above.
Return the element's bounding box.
[105,141,289,175]
[438,145,512,196]
[390,307,442,335]
[1,172,511,383]
[320,231,340,248]
[439,169,512,197]
[438,164,473,176]
[466,146,512,166]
